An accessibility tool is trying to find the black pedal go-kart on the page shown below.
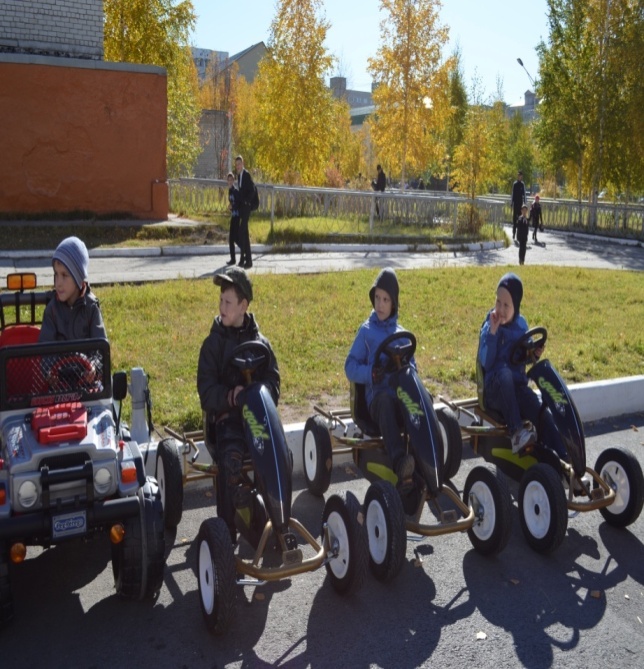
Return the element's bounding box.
[303,331,512,583]
[443,326,644,554]
[167,342,368,636]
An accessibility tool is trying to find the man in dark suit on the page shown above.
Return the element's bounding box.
[235,155,254,269]
[511,171,526,240]
[372,164,386,218]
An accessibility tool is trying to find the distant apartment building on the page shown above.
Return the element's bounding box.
[191,42,266,83]
[506,90,540,122]
[330,76,373,108]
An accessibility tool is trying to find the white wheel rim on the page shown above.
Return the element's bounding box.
[366,498,388,565]
[198,539,216,615]
[523,480,551,540]
[327,510,350,579]
[601,461,630,514]
[439,422,448,466]
[304,430,318,482]
[157,455,166,510]
[469,480,495,541]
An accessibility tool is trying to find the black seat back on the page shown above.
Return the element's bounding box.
[350,382,381,436]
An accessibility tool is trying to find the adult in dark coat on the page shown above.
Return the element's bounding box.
[372,164,386,218]
[235,155,254,269]
[530,195,543,242]
[511,171,526,240]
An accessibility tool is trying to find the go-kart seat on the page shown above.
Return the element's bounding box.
[0,324,41,348]
[475,355,507,427]
[350,382,381,437]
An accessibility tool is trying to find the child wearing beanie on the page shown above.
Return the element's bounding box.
[39,236,107,342]
[345,267,417,490]
[478,273,566,458]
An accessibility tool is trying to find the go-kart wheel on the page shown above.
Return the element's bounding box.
[0,543,13,628]
[595,448,644,528]
[437,407,463,481]
[112,479,166,600]
[140,477,166,599]
[518,463,568,553]
[302,416,333,497]
[364,480,406,581]
[509,327,548,365]
[197,518,236,636]
[156,438,184,530]
[463,464,512,556]
[322,490,368,595]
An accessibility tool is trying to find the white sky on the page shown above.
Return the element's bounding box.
[189,0,549,104]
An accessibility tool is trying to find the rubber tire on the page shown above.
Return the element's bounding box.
[595,447,644,528]
[0,544,13,628]
[463,464,512,556]
[302,415,333,497]
[141,478,166,599]
[518,463,568,553]
[156,438,184,530]
[364,480,406,581]
[112,479,166,600]
[197,518,236,636]
[437,407,463,481]
[322,490,368,595]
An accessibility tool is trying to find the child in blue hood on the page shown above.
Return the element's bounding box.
[479,273,566,458]
[345,268,416,488]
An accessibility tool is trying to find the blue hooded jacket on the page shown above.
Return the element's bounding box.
[345,268,415,407]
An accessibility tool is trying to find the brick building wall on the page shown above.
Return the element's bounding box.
[0,0,103,59]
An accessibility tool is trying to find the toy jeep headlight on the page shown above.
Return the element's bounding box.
[18,480,39,509]
[94,467,113,495]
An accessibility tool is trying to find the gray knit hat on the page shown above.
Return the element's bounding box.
[53,236,89,290]
[497,272,523,319]
[369,267,399,316]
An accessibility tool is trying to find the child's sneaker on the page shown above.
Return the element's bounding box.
[511,425,536,455]
[396,453,415,489]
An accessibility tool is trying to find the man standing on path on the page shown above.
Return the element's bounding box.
[511,171,526,240]
[235,155,254,269]
[372,164,386,219]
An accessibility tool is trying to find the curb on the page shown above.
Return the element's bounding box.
[281,375,644,476]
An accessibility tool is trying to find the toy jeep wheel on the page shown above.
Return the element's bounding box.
[364,480,406,581]
[595,448,644,528]
[463,464,512,555]
[112,478,166,600]
[437,407,463,481]
[156,438,184,530]
[302,416,333,497]
[0,543,13,628]
[519,464,568,553]
[197,518,236,636]
[322,490,368,595]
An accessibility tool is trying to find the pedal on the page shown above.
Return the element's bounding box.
[282,548,303,567]
[591,487,605,501]
[441,510,458,524]
[283,531,298,551]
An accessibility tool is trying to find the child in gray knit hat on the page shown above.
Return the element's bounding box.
[39,236,107,342]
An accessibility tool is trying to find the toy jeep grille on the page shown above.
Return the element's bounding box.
[39,451,92,471]
[0,339,112,410]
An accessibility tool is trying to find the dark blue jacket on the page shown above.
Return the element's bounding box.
[479,310,529,388]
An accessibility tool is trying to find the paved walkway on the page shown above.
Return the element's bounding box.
[1,226,642,285]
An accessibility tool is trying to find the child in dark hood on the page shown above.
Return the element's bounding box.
[345,268,416,489]
[479,273,566,458]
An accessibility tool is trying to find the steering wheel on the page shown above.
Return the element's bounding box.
[47,353,96,392]
[509,326,548,366]
[223,341,271,385]
[373,330,417,373]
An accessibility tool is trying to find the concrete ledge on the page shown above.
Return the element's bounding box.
[283,375,644,476]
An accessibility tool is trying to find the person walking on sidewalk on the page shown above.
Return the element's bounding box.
[226,172,241,266]
[530,195,543,243]
[372,164,386,219]
[516,204,530,265]
[235,155,254,269]
[511,171,526,240]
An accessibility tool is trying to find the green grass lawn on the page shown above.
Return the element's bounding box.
[98,265,644,432]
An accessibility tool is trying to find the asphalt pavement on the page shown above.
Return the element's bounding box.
[1,225,643,285]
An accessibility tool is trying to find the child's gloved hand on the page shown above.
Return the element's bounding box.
[372,364,385,385]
